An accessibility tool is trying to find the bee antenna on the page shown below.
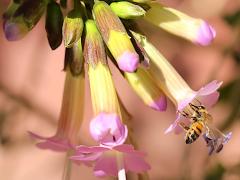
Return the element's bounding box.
[195,99,202,106]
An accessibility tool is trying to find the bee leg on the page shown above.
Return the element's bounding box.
[177,110,190,118]
[178,122,190,132]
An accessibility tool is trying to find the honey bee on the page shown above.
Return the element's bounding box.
[178,102,212,144]
[178,102,230,154]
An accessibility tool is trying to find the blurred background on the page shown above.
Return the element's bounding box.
[0,0,239,179]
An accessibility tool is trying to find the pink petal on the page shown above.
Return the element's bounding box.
[198,91,219,108]
[28,131,71,152]
[117,51,139,72]
[124,153,151,173]
[75,145,108,153]
[89,113,128,147]
[196,21,216,46]
[113,144,146,156]
[94,155,118,177]
[197,80,222,96]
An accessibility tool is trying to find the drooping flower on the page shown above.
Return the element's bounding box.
[70,19,150,178]
[131,31,231,154]
[93,1,140,72]
[29,40,85,152]
[71,144,150,177]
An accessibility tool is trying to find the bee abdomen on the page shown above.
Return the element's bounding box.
[185,123,203,144]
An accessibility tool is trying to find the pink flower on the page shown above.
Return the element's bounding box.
[29,132,73,152]
[89,113,128,147]
[71,144,151,177]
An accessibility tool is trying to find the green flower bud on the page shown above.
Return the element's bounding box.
[3,0,46,41]
[62,9,83,48]
[93,1,139,72]
[45,1,63,50]
[110,1,146,19]
[84,20,106,67]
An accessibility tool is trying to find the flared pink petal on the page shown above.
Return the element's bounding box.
[94,155,118,177]
[113,144,146,156]
[198,92,220,108]
[28,131,71,152]
[197,80,222,96]
[124,153,151,173]
[75,145,108,153]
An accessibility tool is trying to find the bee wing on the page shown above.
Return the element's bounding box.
[205,113,213,123]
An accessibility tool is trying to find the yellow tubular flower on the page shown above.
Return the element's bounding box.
[84,19,120,116]
[125,67,167,111]
[144,2,216,45]
[93,1,139,72]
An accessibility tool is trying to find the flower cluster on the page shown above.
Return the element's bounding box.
[3,0,232,179]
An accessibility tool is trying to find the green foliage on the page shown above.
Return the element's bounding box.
[224,10,240,26]
[204,164,225,180]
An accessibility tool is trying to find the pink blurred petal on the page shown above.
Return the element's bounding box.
[196,21,216,46]
[94,155,118,177]
[124,153,151,173]
[198,92,220,108]
[117,51,139,72]
[197,80,222,96]
[29,131,71,152]
[75,145,108,153]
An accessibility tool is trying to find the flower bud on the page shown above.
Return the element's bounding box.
[90,113,128,146]
[110,2,146,19]
[93,1,139,72]
[84,19,106,67]
[125,67,167,111]
[45,1,63,50]
[3,0,46,41]
[63,9,83,48]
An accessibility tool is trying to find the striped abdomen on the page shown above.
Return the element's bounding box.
[185,121,204,144]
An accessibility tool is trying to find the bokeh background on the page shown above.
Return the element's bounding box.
[0,0,239,179]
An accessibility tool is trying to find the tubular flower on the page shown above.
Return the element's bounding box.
[3,0,230,178]
[124,67,167,111]
[29,41,85,152]
[144,2,216,45]
[132,31,231,154]
[93,1,139,72]
[70,19,150,178]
